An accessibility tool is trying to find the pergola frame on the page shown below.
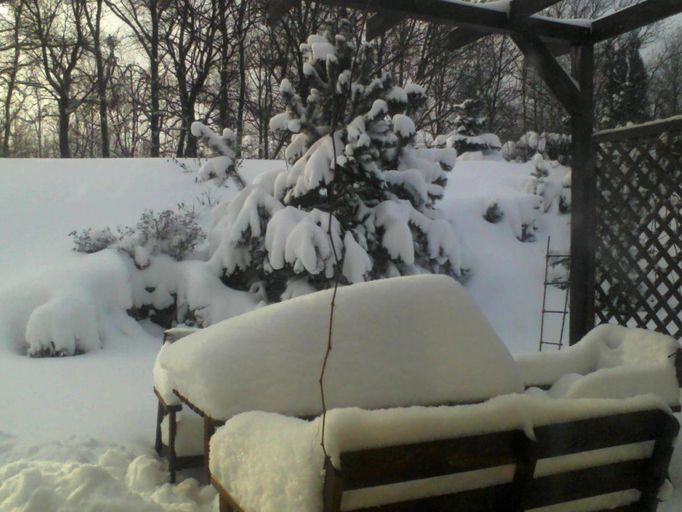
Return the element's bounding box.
[269,0,682,344]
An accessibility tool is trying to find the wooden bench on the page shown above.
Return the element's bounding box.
[211,406,679,512]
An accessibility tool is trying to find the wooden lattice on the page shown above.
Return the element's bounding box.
[594,117,682,338]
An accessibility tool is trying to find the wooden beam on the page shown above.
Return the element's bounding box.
[366,13,404,40]
[446,27,490,51]
[303,0,591,43]
[569,44,596,344]
[591,0,682,43]
[446,0,563,52]
[268,0,300,24]
[510,0,563,19]
[511,32,582,117]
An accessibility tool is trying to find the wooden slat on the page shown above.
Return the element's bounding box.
[366,13,404,40]
[533,410,665,458]
[524,459,647,509]
[340,430,524,490]
[591,0,682,43]
[353,483,515,512]
[511,32,582,118]
[593,115,682,142]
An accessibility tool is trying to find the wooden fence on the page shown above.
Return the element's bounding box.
[593,116,682,338]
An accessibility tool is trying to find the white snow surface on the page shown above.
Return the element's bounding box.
[210,394,669,512]
[158,275,523,420]
[2,157,682,511]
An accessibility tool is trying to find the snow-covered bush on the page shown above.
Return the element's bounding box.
[434,98,501,156]
[202,21,468,301]
[192,121,244,188]
[69,227,120,254]
[502,131,571,165]
[71,208,205,269]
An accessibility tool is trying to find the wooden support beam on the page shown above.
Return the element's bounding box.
[511,32,582,118]
[510,0,563,19]
[446,27,490,51]
[302,0,591,43]
[268,0,300,24]
[366,13,404,40]
[569,44,596,344]
[591,0,682,43]
[446,0,563,52]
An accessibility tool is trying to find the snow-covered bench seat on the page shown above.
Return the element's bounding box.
[156,275,525,476]
[515,325,681,410]
[208,395,679,512]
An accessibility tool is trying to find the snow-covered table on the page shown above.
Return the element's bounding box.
[155,274,525,476]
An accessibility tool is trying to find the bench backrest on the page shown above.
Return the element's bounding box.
[323,409,679,512]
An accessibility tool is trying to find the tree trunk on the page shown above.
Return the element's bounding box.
[236,2,247,157]
[217,0,230,130]
[58,99,71,158]
[2,2,23,157]
[88,0,110,157]
[150,0,161,157]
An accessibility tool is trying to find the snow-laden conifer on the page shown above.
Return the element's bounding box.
[435,98,501,155]
[202,21,469,301]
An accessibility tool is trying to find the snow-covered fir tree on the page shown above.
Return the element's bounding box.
[200,20,468,301]
[435,98,501,155]
[192,122,244,188]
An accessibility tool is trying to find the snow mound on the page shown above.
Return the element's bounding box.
[210,394,669,512]
[158,274,523,419]
[0,250,133,356]
[516,325,680,407]
[0,437,215,511]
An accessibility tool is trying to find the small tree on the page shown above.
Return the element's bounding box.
[434,98,501,155]
[202,21,468,301]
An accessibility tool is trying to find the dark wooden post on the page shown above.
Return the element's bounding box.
[569,44,596,344]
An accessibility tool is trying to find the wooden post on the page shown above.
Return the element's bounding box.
[569,43,596,344]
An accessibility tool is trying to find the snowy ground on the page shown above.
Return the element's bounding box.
[0,157,679,511]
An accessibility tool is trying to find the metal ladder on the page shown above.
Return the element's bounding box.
[539,236,570,352]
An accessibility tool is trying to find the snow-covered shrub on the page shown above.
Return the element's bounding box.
[69,227,120,254]
[118,208,205,268]
[192,121,244,188]
[483,201,504,224]
[71,208,206,269]
[503,131,571,164]
[434,98,501,156]
[202,21,468,301]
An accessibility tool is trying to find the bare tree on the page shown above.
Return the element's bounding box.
[23,0,93,157]
[105,0,166,157]
[0,0,26,156]
[160,0,220,157]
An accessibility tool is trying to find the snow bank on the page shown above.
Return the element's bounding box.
[0,250,258,357]
[0,250,133,356]
[0,437,215,511]
[516,325,680,406]
[209,394,669,512]
[158,275,523,419]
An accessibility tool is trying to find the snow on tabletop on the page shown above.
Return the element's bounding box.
[158,274,524,420]
[515,325,680,407]
[209,394,669,512]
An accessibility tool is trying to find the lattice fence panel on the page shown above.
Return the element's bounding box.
[595,119,682,338]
